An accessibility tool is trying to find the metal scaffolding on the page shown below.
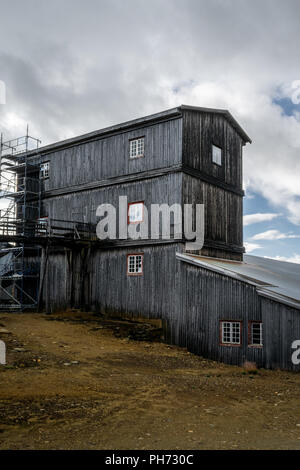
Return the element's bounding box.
[0,127,42,310]
[0,128,98,312]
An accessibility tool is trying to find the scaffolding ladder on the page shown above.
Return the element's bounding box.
[0,128,42,311]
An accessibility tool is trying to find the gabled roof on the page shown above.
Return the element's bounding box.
[179,105,252,144]
[21,105,251,158]
[177,253,300,310]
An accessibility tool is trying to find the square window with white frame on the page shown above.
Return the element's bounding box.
[221,321,241,345]
[249,322,263,346]
[128,202,144,224]
[127,254,143,275]
[212,144,222,166]
[40,162,50,179]
[129,137,144,158]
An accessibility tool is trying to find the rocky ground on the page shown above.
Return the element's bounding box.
[0,311,300,450]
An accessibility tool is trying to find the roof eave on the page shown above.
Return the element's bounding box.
[176,252,300,311]
[179,104,252,144]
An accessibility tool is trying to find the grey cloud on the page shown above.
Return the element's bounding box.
[0,0,300,223]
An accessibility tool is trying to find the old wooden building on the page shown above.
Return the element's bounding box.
[1,105,300,371]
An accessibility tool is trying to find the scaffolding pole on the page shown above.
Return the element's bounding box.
[0,128,42,311]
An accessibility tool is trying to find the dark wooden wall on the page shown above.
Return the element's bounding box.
[175,261,263,366]
[40,117,182,193]
[33,108,246,259]
[42,246,300,370]
[173,260,300,370]
[181,110,244,259]
[182,110,243,189]
[182,174,243,259]
[16,108,300,372]
[262,297,300,371]
[43,173,183,241]
[42,243,183,321]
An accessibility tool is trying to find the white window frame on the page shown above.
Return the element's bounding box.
[128,202,144,224]
[212,144,222,166]
[221,321,241,346]
[249,322,263,347]
[40,162,50,179]
[127,254,143,275]
[37,216,48,235]
[129,137,144,159]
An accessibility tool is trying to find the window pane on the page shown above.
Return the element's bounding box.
[128,254,143,274]
[222,321,241,344]
[128,203,143,223]
[212,145,222,165]
[251,323,262,345]
[130,138,144,158]
[41,162,49,178]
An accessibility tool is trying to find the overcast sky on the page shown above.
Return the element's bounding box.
[0,0,300,261]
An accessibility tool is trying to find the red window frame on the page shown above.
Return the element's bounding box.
[127,201,144,225]
[127,253,144,276]
[220,320,242,347]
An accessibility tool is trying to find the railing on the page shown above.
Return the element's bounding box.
[0,217,97,240]
[0,176,40,197]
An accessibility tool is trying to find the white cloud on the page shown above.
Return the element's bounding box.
[251,229,300,240]
[244,242,262,253]
[0,0,300,227]
[264,254,300,264]
[243,213,280,226]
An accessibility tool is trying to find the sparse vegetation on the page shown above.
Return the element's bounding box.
[0,312,300,450]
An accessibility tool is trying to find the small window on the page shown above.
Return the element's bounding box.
[130,137,144,158]
[127,254,143,275]
[37,217,48,235]
[221,321,241,346]
[212,144,222,166]
[249,322,263,347]
[40,162,50,179]
[128,202,144,224]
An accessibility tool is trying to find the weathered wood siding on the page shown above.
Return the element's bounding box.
[182,110,243,189]
[181,110,244,259]
[262,297,300,371]
[40,117,182,193]
[41,242,300,371]
[43,172,183,234]
[90,244,182,318]
[43,243,183,321]
[43,247,70,313]
[182,174,243,259]
[172,260,300,370]
[174,261,263,366]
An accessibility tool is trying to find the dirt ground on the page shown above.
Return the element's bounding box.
[1,312,300,450]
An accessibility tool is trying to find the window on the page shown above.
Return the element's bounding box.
[40,162,50,179]
[127,254,143,275]
[220,321,241,346]
[37,217,48,235]
[130,137,144,158]
[128,202,144,224]
[212,144,222,166]
[249,322,263,347]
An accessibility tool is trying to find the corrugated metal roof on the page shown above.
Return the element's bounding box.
[176,253,300,310]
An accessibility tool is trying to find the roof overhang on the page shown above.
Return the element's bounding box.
[179,104,252,144]
[176,252,300,311]
[17,104,251,159]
